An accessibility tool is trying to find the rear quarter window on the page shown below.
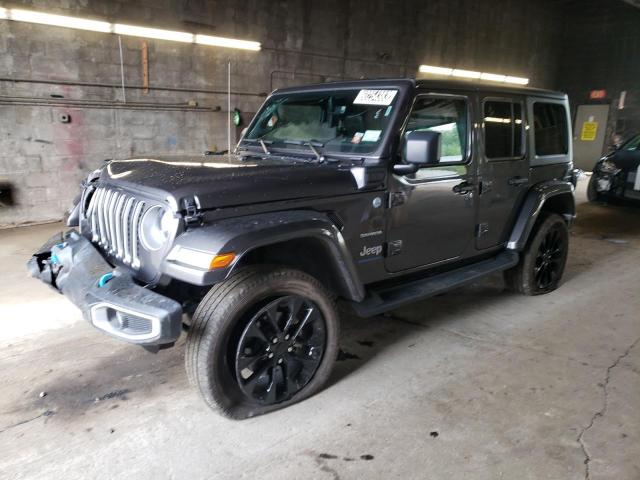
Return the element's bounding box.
[533,103,568,156]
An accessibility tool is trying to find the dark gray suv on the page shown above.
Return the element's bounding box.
[29,79,576,418]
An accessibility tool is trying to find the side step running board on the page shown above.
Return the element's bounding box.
[350,251,519,318]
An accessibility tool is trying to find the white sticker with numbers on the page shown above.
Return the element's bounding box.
[353,89,397,106]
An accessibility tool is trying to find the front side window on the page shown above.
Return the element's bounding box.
[243,88,400,154]
[405,97,468,164]
[484,101,524,159]
[533,103,568,156]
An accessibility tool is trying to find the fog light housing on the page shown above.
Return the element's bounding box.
[90,303,160,341]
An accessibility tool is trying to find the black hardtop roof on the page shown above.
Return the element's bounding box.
[273,78,566,100]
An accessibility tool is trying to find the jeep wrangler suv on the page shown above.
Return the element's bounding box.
[29,79,576,418]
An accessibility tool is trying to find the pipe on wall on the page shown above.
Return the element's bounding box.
[0,94,222,111]
[0,77,268,98]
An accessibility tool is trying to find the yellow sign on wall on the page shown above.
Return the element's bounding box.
[581,121,598,141]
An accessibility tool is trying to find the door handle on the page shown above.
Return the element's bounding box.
[452,181,473,195]
[508,176,529,187]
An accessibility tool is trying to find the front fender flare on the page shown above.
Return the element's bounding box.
[507,181,575,251]
[162,210,365,301]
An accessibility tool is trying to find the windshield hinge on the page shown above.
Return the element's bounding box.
[182,197,203,227]
[388,191,407,208]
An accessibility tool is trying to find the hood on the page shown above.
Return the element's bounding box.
[100,154,368,210]
[607,150,640,171]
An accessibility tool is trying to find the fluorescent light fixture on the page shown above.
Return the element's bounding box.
[505,76,529,85]
[452,69,481,79]
[480,72,506,82]
[485,116,512,124]
[419,65,453,76]
[195,34,261,51]
[9,8,111,32]
[419,64,529,86]
[114,24,193,43]
[485,117,524,124]
[0,6,261,51]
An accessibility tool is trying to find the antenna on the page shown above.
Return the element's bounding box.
[116,35,126,156]
[227,60,231,155]
[118,35,126,103]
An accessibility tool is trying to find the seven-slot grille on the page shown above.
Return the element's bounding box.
[86,186,145,269]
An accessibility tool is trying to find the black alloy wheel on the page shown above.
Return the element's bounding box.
[234,296,326,405]
[533,225,566,290]
[185,267,339,419]
[504,213,569,296]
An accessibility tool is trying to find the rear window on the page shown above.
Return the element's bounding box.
[484,101,524,159]
[533,103,568,156]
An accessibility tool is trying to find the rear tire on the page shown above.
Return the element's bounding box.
[185,266,339,419]
[504,213,569,295]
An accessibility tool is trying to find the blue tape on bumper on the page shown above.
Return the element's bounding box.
[97,272,114,287]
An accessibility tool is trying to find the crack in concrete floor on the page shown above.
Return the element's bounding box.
[0,409,56,434]
[576,336,640,480]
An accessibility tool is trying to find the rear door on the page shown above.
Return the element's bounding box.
[476,96,530,250]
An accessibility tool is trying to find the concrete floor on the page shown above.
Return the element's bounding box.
[1,178,638,480]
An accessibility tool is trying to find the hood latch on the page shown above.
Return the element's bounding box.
[182,197,203,227]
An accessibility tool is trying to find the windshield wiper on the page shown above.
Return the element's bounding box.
[239,138,272,155]
[259,139,271,155]
[283,140,324,161]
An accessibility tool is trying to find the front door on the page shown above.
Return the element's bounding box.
[475,96,530,250]
[385,94,477,273]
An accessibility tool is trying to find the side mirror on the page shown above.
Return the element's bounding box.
[406,130,441,165]
[393,130,441,174]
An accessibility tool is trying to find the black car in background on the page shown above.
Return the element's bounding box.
[588,133,640,203]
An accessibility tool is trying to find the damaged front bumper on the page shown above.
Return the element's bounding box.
[28,230,182,346]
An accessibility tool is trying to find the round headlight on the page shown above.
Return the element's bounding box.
[140,205,176,251]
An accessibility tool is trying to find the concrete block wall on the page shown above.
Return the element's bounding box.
[1,0,567,227]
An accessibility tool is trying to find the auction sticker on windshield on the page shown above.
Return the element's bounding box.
[353,89,397,106]
[362,130,382,142]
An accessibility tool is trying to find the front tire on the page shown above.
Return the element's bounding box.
[185,266,339,419]
[504,213,569,295]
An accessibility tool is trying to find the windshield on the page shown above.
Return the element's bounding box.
[622,134,640,151]
[242,88,400,155]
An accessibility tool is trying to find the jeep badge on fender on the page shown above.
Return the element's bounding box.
[28,79,575,419]
[360,245,383,257]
